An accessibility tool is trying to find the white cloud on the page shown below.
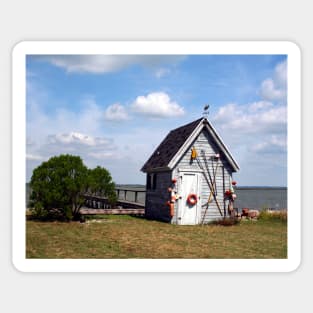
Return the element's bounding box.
[250,135,287,154]
[214,60,287,136]
[45,132,115,156]
[248,101,273,112]
[212,99,287,179]
[131,92,185,118]
[26,137,36,147]
[88,152,117,159]
[259,60,287,102]
[155,68,170,78]
[26,131,118,177]
[260,79,286,101]
[104,103,129,121]
[213,102,286,134]
[27,96,110,148]
[259,106,287,126]
[274,60,287,86]
[33,55,186,74]
[27,128,132,182]
[212,102,287,186]
[47,132,111,147]
[26,154,44,161]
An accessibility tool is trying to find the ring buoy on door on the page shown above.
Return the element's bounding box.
[187,193,198,206]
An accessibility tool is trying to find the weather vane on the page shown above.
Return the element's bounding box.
[203,104,210,118]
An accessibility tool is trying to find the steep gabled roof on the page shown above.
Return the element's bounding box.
[141,118,202,172]
[141,117,240,173]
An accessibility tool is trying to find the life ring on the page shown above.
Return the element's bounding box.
[187,193,198,206]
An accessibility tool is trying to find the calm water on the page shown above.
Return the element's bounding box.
[116,186,287,210]
[234,187,287,210]
[26,184,287,210]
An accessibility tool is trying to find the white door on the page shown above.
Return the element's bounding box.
[178,172,201,225]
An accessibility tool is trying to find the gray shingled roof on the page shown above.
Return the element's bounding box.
[141,118,203,172]
[141,117,240,173]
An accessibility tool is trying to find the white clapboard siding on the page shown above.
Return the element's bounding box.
[172,129,233,223]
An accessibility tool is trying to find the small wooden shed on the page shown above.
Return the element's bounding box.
[141,117,240,225]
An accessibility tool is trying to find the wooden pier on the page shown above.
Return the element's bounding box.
[80,208,144,215]
[81,193,145,216]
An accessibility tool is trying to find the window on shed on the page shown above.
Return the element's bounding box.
[152,173,157,190]
[147,173,157,190]
[146,174,151,190]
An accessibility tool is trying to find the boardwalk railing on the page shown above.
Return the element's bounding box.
[115,187,146,204]
[81,189,145,215]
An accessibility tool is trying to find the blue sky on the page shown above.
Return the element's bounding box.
[26,54,287,186]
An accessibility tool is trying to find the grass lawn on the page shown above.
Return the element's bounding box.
[26,215,287,259]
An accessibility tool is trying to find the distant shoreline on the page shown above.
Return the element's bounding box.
[26,184,288,209]
[116,184,287,190]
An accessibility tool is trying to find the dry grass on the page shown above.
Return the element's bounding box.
[258,209,288,222]
[26,215,287,259]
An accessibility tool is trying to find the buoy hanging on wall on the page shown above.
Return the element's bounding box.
[166,177,181,218]
[166,201,175,217]
[191,147,198,160]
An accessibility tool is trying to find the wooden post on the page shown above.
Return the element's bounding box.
[135,191,138,203]
[124,190,127,201]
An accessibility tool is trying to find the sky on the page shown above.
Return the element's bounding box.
[26,54,287,186]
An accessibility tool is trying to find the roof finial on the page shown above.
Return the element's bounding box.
[203,104,209,118]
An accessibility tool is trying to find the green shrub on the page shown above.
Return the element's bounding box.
[30,205,49,220]
[29,154,117,221]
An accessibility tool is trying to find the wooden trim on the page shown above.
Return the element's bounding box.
[144,166,170,173]
[177,168,204,173]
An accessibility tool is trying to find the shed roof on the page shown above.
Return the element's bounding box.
[141,117,240,173]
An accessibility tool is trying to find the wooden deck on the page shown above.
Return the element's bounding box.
[81,195,145,215]
[116,199,144,209]
[80,207,144,215]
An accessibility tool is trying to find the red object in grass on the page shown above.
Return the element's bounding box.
[232,181,237,186]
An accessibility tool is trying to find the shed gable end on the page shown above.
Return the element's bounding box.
[173,128,232,173]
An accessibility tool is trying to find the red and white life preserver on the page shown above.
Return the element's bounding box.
[187,193,198,206]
